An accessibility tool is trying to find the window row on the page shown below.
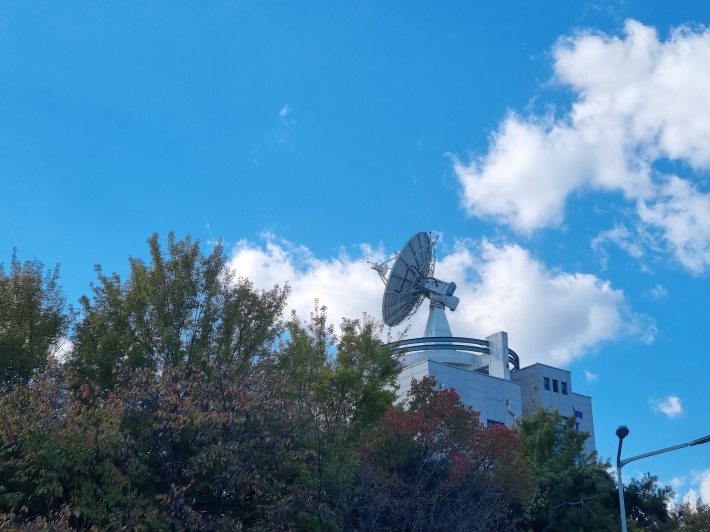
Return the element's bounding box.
[543,377,567,395]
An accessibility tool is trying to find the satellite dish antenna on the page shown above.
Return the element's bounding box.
[371,232,520,374]
[371,232,459,336]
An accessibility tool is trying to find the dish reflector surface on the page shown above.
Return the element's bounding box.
[382,232,435,326]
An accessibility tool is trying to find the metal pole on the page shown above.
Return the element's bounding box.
[615,427,710,532]
[617,466,627,532]
[619,442,689,468]
[616,426,629,532]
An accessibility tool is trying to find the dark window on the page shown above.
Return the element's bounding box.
[487,419,505,427]
[543,377,550,390]
[561,382,568,395]
[553,379,559,393]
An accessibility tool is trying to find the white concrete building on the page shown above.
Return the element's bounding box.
[394,330,596,452]
[512,362,595,453]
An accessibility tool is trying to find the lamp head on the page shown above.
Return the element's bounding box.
[616,426,630,440]
[690,435,710,446]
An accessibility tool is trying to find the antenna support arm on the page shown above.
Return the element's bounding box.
[369,262,390,285]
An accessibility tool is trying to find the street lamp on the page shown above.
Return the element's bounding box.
[615,426,710,532]
[616,426,630,532]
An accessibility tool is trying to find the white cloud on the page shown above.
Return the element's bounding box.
[454,109,650,233]
[227,235,651,367]
[253,105,296,161]
[454,115,597,232]
[651,395,683,417]
[455,20,710,272]
[228,234,386,330]
[438,240,649,366]
[591,224,646,260]
[279,104,292,119]
[670,476,687,490]
[645,283,668,299]
[555,21,710,168]
[682,469,710,505]
[584,370,598,383]
[51,336,73,363]
[683,488,699,506]
[638,176,710,273]
[696,469,710,503]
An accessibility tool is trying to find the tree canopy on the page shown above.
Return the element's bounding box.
[0,233,698,530]
[0,250,70,387]
[516,408,619,531]
[70,232,289,392]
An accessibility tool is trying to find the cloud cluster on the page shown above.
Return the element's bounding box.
[228,235,651,367]
[651,395,683,417]
[682,469,710,506]
[227,235,385,328]
[454,20,710,272]
[645,283,668,300]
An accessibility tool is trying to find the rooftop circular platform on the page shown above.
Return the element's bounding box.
[385,336,520,372]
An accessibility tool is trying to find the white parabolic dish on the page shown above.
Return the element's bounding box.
[372,232,459,328]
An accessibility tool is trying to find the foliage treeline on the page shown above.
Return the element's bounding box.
[0,234,707,531]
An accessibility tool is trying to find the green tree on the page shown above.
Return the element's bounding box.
[70,232,289,391]
[623,473,674,531]
[669,498,710,530]
[1,349,295,530]
[117,355,298,530]
[276,305,401,530]
[516,408,618,531]
[64,232,296,529]
[0,250,70,387]
[0,362,159,530]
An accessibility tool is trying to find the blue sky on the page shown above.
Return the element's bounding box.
[2,1,710,503]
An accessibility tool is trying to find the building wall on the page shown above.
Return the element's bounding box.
[397,359,522,428]
[511,363,596,453]
[395,333,596,452]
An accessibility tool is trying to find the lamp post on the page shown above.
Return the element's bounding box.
[615,426,630,532]
[615,426,710,532]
